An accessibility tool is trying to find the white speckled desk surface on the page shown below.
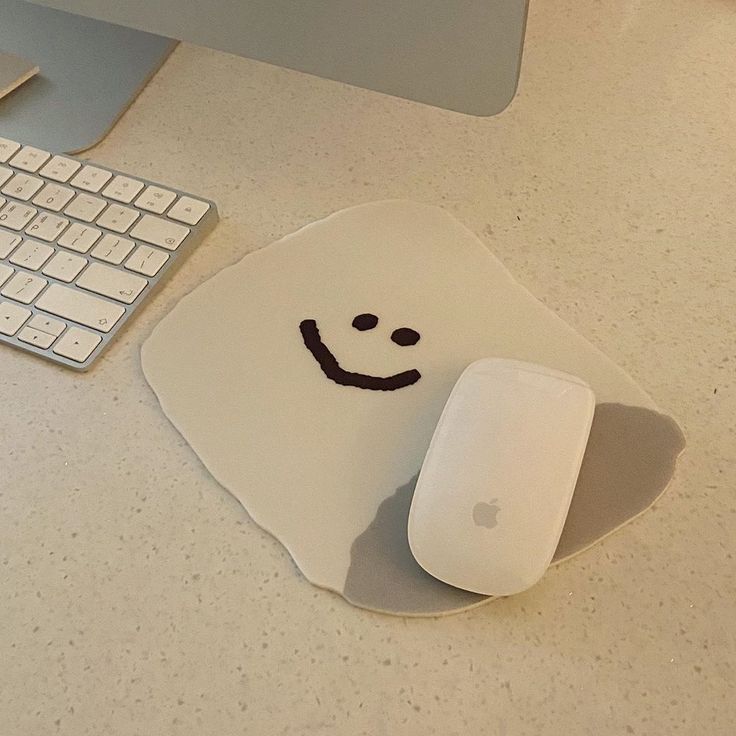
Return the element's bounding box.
[2,2,734,734]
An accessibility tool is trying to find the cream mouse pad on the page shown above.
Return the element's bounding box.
[141,201,685,616]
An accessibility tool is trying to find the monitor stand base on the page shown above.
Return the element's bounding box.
[0,0,176,153]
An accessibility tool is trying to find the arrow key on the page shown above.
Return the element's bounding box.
[52,326,101,363]
[0,300,31,336]
[18,326,57,349]
[28,314,66,336]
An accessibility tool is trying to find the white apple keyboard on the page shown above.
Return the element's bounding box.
[408,358,595,597]
[0,137,218,370]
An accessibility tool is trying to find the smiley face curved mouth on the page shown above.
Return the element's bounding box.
[299,319,421,391]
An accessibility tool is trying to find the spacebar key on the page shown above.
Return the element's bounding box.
[35,284,125,333]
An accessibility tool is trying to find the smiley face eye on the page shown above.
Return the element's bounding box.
[391,327,420,346]
[352,313,378,331]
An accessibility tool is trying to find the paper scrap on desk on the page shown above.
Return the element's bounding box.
[141,201,685,616]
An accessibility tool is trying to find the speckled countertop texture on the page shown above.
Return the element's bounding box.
[2,1,734,734]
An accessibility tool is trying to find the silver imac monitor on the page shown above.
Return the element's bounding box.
[0,0,528,151]
[24,0,528,116]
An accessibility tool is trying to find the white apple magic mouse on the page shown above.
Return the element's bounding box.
[407,358,595,597]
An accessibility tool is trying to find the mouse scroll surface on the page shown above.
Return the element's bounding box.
[407,359,596,597]
[141,200,685,616]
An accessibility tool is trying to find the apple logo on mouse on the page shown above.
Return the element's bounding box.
[473,499,500,529]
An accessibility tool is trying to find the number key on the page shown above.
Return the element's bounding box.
[32,183,76,212]
[1,173,44,201]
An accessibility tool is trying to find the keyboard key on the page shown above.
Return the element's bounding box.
[18,326,57,349]
[102,175,144,204]
[0,229,22,258]
[33,183,76,212]
[125,245,169,277]
[129,214,189,250]
[9,240,54,271]
[0,263,13,287]
[57,223,102,253]
[0,300,31,335]
[36,283,124,332]
[40,155,81,183]
[91,234,135,265]
[28,314,66,336]
[64,194,106,222]
[9,146,51,173]
[42,252,87,282]
[0,138,21,164]
[2,173,44,201]
[25,213,69,242]
[0,202,38,230]
[0,141,218,369]
[167,196,210,225]
[135,186,176,214]
[76,262,146,304]
[52,326,101,362]
[71,165,112,193]
[95,204,139,233]
[1,272,47,304]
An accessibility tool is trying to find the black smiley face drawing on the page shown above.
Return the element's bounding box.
[299,313,421,391]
